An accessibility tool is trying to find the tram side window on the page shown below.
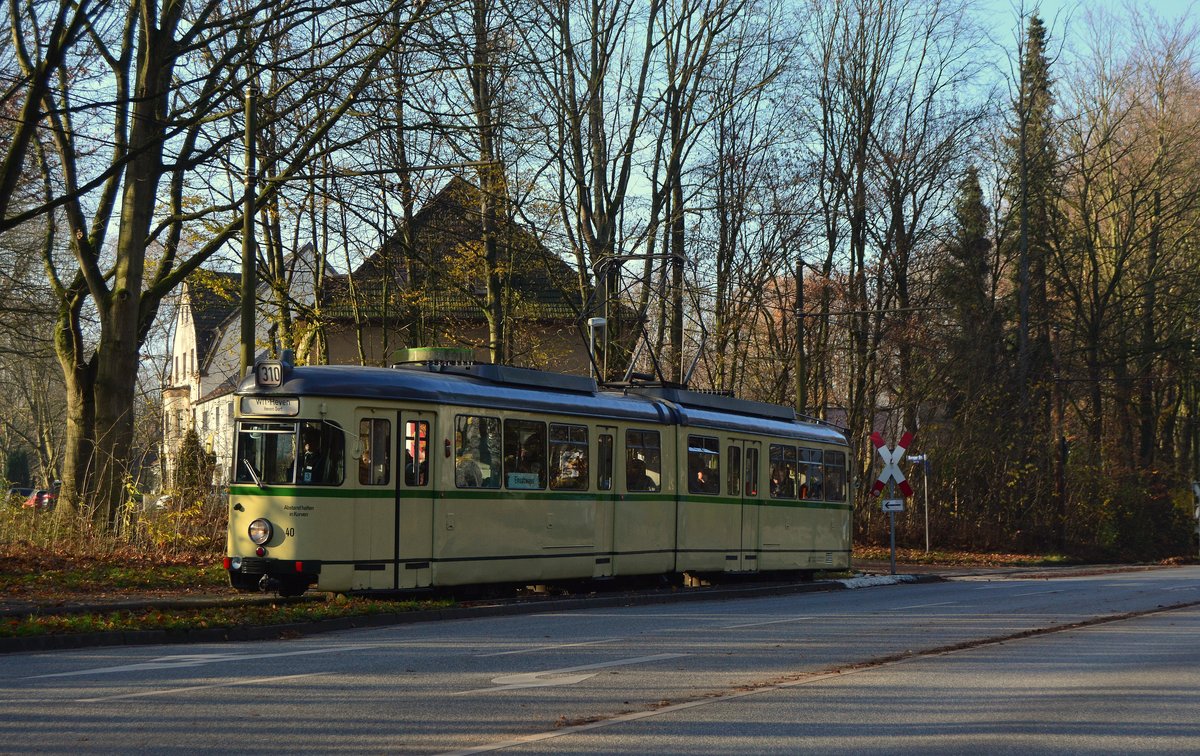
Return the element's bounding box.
[745,446,760,497]
[550,423,588,491]
[456,415,501,488]
[625,429,661,492]
[769,444,797,499]
[359,419,391,485]
[235,421,297,485]
[597,433,614,491]
[824,450,847,502]
[504,419,547,490]
[404,421,429,487]
[687,435,720,494]
[727,445,741,497]
[298,420,345,485]
[799,448,824,500]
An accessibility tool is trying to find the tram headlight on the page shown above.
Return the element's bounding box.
[248,518,273,545]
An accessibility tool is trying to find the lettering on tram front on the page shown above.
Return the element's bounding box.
[284,504,314,518]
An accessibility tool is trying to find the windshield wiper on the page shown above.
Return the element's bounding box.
[242,459,265,490]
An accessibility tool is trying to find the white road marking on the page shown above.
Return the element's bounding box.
[437,667,855,755]
[476,639,619,657]
[454,653,686,695]
[29,644,386,679]
[723,616,814,629]
[890,602,956,610]
[74,672,329,702]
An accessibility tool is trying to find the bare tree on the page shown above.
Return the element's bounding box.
[6,0,438,526]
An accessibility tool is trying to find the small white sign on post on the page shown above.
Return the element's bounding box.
[882,498,905,513]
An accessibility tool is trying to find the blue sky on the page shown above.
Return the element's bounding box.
[980,0,1196,31]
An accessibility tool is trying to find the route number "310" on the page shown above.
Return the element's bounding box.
[256,361,283,388]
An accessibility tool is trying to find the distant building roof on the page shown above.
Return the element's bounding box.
[186,271,241,372]
[323,176,583,323]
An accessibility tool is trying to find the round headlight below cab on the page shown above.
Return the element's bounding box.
[248,518,273,545]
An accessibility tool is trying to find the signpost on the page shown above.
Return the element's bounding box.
[871,432,914,575]
[909,453,930,553]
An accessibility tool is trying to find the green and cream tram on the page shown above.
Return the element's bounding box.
[225,357,851,596]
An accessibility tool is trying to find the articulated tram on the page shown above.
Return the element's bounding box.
[225,357,851,596]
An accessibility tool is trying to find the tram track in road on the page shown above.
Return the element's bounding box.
[0,571,889,654]
[0,562,1174,654]
[434,596,1200,756]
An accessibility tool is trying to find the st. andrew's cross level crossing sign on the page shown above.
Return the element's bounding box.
[870,431,914,498]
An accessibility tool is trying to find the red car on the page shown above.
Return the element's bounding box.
[22,489,57,510]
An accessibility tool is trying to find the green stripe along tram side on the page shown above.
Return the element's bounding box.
[225,359,852,596]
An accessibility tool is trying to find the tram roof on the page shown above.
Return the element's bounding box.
[239,363,847,446]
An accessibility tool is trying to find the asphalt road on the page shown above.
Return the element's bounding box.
[2,566,1198,754]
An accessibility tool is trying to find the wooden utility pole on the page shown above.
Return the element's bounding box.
[240,85,257,377]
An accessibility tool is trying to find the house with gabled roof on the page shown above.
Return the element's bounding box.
[318,176,587,368]
[161,177,590,488]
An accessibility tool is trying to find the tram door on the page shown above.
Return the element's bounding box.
[354,410,397,590]
[593,426,618,578]
[730,439,762,572]
[397,411,435,589]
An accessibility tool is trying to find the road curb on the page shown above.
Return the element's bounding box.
[0,573,946,654]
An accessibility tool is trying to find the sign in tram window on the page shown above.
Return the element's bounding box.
[504,419,547,490]
[824,450,848,502]
[597,433,614,491]
[359,419,391,486]
[745,446,760,497]
[404,421,429,487]
[687,435,720,494]
[549,423,588,490]
[799,448,824,500]
[727,445,741,497]
[455,415,501,488]
[769,444,798,499]
[625,429,661,492]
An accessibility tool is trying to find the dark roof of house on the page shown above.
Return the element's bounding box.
[322,177,583,323]
[186,271,241,371]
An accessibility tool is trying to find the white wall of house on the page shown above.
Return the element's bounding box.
[162,243,321,490]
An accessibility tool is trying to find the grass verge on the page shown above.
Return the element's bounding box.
[853,546,1072,567]
[2,596,455,638]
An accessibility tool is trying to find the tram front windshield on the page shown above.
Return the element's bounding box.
[235,420,345,486]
